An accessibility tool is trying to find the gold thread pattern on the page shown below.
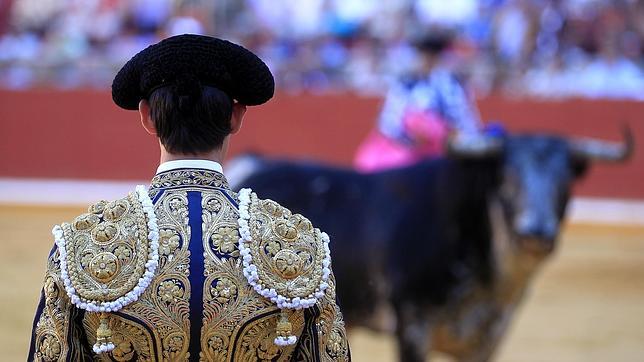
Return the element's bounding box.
[150,169,229,190]
[201,190,302,361]
[245,194,327,302]
[31,169,350,361]
[316,274,350,361]
[83,313,154,361]
[61,193,151,302]
[32,247,91,360]
[83,190,193,361]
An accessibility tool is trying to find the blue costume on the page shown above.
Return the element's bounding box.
[29,160,350,361]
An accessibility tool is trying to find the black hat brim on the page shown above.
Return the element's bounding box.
[111,34,275,110]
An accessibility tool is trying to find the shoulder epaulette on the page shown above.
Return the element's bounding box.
[237,188,332,345]
[52,185,159,353]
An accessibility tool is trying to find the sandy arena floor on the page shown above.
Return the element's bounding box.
[3,205,643,361]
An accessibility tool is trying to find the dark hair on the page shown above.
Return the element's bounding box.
[148,85,233,154]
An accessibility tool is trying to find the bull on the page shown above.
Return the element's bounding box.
[230,129,632,362]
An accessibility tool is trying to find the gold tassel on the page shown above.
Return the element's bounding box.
[274,309,297,346]
[93,312,115,354]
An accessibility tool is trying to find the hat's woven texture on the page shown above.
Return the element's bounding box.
[112,34,275,110]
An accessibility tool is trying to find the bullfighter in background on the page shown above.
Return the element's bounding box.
[355,32,483,172]
[28,34,349,361]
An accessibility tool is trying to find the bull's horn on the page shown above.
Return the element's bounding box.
[569,125,634,162]
[447,132,503,158]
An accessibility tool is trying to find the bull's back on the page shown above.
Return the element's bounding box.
[236,158,474,319]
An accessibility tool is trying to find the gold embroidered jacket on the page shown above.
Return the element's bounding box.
[28,168,350,361]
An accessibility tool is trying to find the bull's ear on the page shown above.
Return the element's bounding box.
[571,157,589,178]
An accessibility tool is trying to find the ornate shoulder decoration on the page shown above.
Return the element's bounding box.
[52,185,159,354]
[237,188,331,346]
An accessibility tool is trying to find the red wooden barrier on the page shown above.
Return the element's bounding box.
[0,90,641,199]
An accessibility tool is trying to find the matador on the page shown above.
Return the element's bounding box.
[28,34,350,361]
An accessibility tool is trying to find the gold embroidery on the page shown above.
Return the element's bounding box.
[232,311,304,362]
[89,200,108,214]
[89,252,119,282]
[83,313,155,361]
[96,313,114,350]
[163,332,188,360]
[111,334,136,361]
[211,226,240,257]
[150,169,229,190]
[43,276,58,300]
[204,332,230,360]
[130,190,191,360]
[33,249,73,361]
[114,245,133,262]
[159,229,181,258]
[200,190,308,361]
[276,310,294,340]
[201,191,268,361]
[82,190,191,361]
[90,222,119,244]
[61,193,151,302]
[35,171,351,360]
[210,277,238,304]
[158,279,185,303]
[317,275,350,361]
[104,199,130,221]
[202,192,240,262]
[74,213,100,231]
[38,334,62,361]
[273,250,303,279]
[246,195,327,301]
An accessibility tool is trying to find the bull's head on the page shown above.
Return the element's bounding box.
[448,127,633,256]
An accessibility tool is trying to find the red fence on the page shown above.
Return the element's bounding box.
[0,90,642,199]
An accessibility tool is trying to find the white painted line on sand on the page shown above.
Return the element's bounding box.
[568,197,644,226]
[1,178,643,225]
[0,178,145,206]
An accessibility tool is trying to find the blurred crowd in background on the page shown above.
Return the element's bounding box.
[0,0,643,99]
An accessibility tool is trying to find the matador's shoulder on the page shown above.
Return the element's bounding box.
[237,188,332,311]
[51,186,159,318]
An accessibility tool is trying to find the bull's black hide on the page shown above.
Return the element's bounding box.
[237,156,500,325]
[233,130,631,362]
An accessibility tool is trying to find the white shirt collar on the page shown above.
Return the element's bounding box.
[156,159,224,175]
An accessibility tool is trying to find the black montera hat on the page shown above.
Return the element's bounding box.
[412,31,453,55]
[112,34,275,110]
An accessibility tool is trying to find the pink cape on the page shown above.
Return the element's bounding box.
[354,110,448,172]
